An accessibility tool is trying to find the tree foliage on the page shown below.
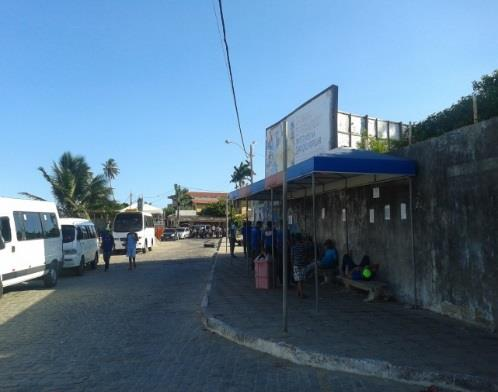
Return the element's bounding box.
[102,158,120,200]
[173,184,193,209]
[38,152,112,218]
[200,200,226,217]
[230,161,252,188]
[412,69,498,143]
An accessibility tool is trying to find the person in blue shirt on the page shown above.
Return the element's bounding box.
[263,221,274,255]
[228,221,237,258]
[126,231,138,270]
[101,230,114,272]
[250,221,263,270]
[318,239,338,269]
[241,221,251,256]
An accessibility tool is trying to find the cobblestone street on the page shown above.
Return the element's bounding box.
[0,239,422,391]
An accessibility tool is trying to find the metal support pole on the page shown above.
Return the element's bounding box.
[312,173,319,313]
[246,197,250,274]
[249,143,254,184]
[282,121,289,333]
[225,197,229,256]
[271,188,276,288]
[344,178,349,253]
[409,177,417,307]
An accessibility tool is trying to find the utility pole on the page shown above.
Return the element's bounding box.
[129,192,133,207]
[249,143,254,184]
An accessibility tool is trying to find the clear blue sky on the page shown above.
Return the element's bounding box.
[1,0,497,206]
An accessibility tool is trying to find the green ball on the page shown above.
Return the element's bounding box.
[362,267,372,279]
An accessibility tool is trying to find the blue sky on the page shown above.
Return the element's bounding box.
[1,0,497,206]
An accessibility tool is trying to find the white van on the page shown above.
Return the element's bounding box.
[112,211,155,253]
[60,218,99,275]
[0,197,62,297]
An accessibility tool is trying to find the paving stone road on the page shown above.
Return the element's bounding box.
[0,239,425,392]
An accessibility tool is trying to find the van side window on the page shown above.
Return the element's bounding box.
[0,217,12,242]
[77,226,84,240]
[84,226,91,239]
[89,226,96,238]
[41,213,61,238]
[23,212,44,240]
[13,212,25,241]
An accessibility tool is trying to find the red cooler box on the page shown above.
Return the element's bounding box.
[254,257,273,289]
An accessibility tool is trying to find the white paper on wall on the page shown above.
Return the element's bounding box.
[369,208,374,223]
[400,203,407,220]
[384,205,391,220]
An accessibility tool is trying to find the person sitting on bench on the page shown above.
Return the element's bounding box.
[343,251,379,280]
[306,239,338,281]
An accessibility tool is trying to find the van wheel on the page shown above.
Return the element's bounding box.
[148,240,153,251]
[76,257,85,276]
[91,252,98,269]
[142,241,147,254]
[0,280,3,299]
[44,262,58,288]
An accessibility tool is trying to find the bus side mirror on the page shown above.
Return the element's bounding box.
[0,235,5,250]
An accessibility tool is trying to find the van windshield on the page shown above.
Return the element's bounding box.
[62,225,75,243]
[114,213,143,232]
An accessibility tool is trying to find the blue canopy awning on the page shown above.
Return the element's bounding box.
[229,148,416,201]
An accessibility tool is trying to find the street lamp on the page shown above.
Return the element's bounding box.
[225,139,255,184]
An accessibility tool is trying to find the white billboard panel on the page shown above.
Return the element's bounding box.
[265,86,338,177]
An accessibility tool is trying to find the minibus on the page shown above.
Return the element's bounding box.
[0,197,62,297]
[112,211,155,253]
[60,218,99,275]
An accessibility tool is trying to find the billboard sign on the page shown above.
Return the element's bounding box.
[265,85,338,186]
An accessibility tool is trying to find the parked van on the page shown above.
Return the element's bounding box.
[60,218,99,275]
[0,197,62,297]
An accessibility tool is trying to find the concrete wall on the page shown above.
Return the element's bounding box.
[287,117,498,330]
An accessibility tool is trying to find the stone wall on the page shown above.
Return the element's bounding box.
[287,117,498,330]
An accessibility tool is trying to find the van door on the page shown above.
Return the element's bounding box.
[13,211,45,274]
[40,213,61,267]
[0,216,15,281]
[76,226,85,262]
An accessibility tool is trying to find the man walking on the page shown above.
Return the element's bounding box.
[228,221,237,258]
[126,231,139,270]
[101,230,114,271]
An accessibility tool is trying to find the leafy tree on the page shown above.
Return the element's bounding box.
[163,205,175,216]
[412,69,498,143]
[38,152,112,218]
[200,200,226,217]
[230,161,252,188]
[102,158,120,200]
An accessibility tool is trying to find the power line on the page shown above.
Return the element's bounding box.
[217,0,247,155]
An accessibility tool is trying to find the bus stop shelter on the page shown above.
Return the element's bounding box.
[229,148,417,331]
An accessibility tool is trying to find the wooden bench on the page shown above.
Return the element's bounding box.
[336,276,388,302]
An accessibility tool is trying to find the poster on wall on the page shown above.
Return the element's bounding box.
[265,85,338,187]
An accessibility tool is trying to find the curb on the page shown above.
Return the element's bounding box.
[200,249,497,392]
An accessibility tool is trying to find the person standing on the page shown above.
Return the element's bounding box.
[291,234,308,298]
[263,221,274,255]
[101,230,114,271]
[228,221,237,258]
[126,231,139,270]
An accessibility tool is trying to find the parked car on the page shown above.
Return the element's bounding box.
[0,197,62,297]
[60,218,99,275]
[176,227,190,239]
[161,228,178,241]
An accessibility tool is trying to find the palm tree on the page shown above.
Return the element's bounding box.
[173,184,192,225]
[38,152,111,218]
[230,161,252,188]
[102,158,120,200]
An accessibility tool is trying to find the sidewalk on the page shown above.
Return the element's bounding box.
[202,240,498,392]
